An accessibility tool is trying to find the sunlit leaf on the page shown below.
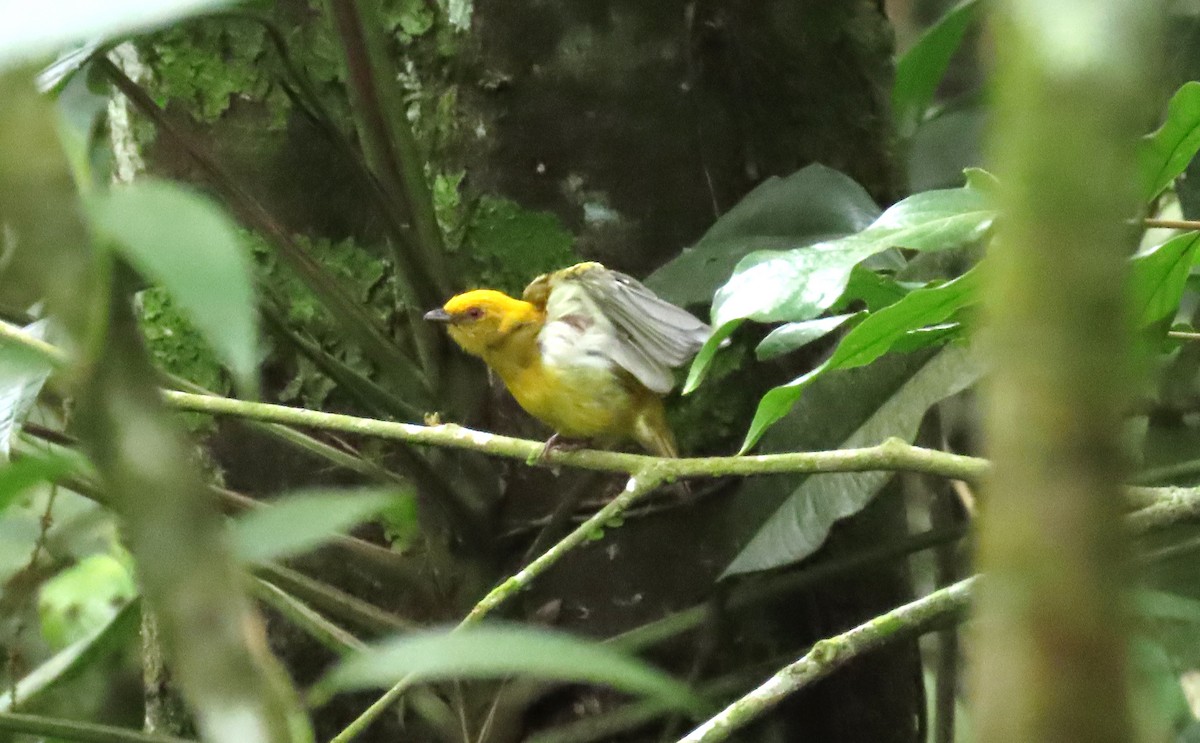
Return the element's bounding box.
[741,267,981,450]
[755,313,861,361]
[318,623,706,715]
[709,175,993,331]
[90,179,259,393]
[724,346,980,577]
[893,0,982,135]
[0,0,231,72]
[0,319,54,460]
[39,553,137,649]
[1140,82,1200,202]
[1129,231,1200,329]
[646,164,880,307]
[232,489,403,563]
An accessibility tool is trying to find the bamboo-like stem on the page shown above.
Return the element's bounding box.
[976,1,1158,741]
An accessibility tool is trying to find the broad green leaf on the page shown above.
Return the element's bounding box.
[90,179,259,393]
[232,489,403,563]
[756,313,861,361]
[709,176,993,330]
[0,455,74,517]
[318,623,705,715]
[0,598,140,712]
[724,346,980,577]
[0,319,54,460]
[0,0,231,71]
[741,267,981,450]
[646,164,880,306]
[1140,82,1200,202]
[893,0,982,135]
[1129,231,1200,329]
[830,267,915,313]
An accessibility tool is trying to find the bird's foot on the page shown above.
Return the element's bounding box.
[537,434,589,463]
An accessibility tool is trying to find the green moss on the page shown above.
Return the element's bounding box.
[457,196,579,295]
[138,286,229,392]
[667,340,757,454]
[142,18,290,126]
[250,233,395,410]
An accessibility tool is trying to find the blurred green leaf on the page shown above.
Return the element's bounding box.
[645,164,880,307]
[755,313,861,361]
[90,179,259,393]
[38,553,137,649]
[0,455,73,516]
[893,0,981,135]
[232,489,402,563]
[318,623,706,716]
[1130,231,1200,329]
[741,267,981,450]
[0,599,140,712]
[0,0,231,72]
[380,490,420,552]
[724,346,980,576]
[0,319,54,460]
[1140,82,1200,201]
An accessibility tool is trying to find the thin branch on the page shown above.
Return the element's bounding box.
[1144,218,1200,231]
[677,578,975,743]
[328,472,665,742]
[163,388,985,481]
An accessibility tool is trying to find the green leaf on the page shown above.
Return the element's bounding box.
[741,267,981,450]
[755,313,861,361]
[709,176,993,330]
[232,489,403,563]
[0,0,232,72]
[1129,231,1200,329]
[646,164,880,307]
[318,623,706,716]
[682,321,740,394]
[0,455,74,518]
[38,553,137,649]
[0,599,140,712]
[893,0,982,135]
[724,346,980,577]
[0,319,54,460]
[1139,82,1200,202]
[90,179,259,393]
[830,267,915,313]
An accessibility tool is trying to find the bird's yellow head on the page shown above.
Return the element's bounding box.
[424,289,544,357]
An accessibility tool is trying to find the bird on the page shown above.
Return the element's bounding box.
[424,262,714,458]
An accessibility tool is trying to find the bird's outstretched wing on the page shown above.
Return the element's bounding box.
[523,262,713,394]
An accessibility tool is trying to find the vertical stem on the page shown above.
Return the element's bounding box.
[974,2,1160,742]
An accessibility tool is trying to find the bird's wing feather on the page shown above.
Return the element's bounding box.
[536,263,712,393]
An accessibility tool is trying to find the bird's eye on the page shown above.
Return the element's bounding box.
[465,307,485,320]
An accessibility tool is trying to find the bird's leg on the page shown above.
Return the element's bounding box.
[537,433,589,462]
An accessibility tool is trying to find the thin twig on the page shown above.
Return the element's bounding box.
[328,472,665,742]
[675,579,976,743]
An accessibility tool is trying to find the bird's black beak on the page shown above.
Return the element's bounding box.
[424,308,452,323]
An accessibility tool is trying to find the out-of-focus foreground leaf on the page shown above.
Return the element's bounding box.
[318,623,707,716]
[232,489,407,563]
[90,179,259,394]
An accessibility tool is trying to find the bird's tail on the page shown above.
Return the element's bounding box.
[633,399,678,458]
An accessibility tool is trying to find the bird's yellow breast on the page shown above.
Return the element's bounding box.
[499,354,639,442]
